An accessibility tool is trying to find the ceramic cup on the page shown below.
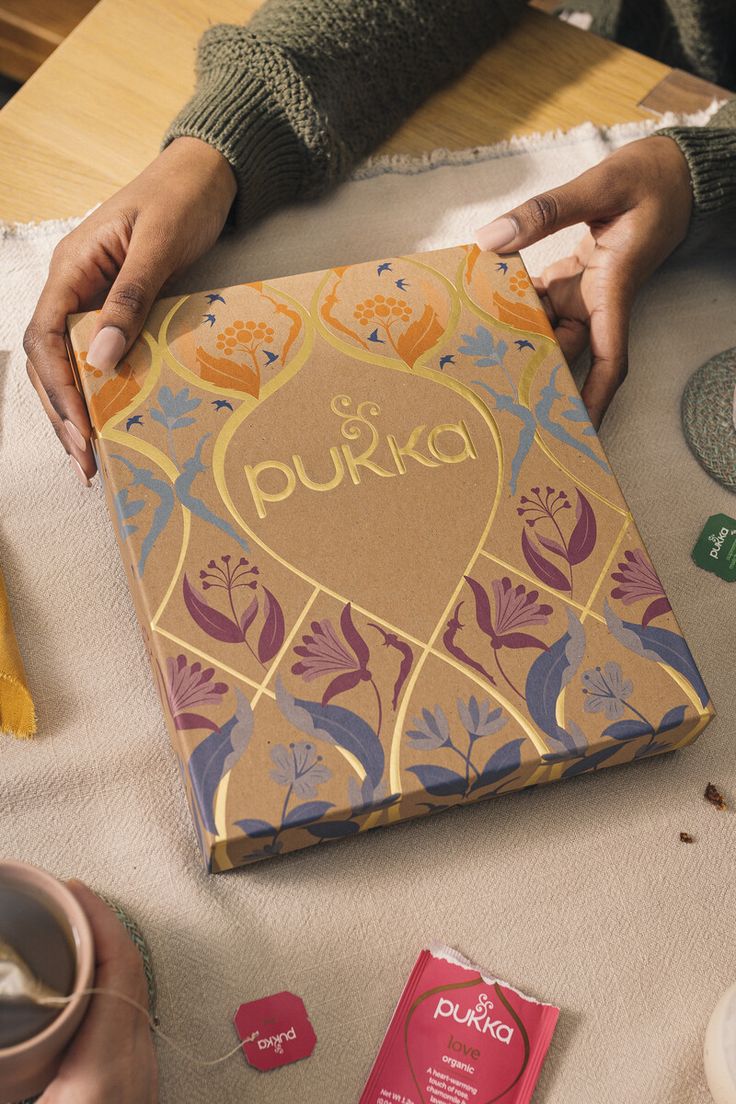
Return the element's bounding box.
[0,862,94,1103]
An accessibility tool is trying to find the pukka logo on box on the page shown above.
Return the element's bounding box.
[234,991,317,1071]
[434,991,515,1044]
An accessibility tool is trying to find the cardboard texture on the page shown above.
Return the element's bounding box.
[66,245,714,873]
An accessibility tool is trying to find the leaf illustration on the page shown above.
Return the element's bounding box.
[396,304,444,367]
[526,610,586,753]
[567,492,597,565]
[492,291,554,338]
[463,575,494,639]
[406,764,467,798]
[495,632,548,651]
[183,575,242,643]
[341,603,370,668]
[472,738,525,790]
[602,719,653,741]
[235,818,277,839]
[240,595,259,637]
[322,668,364,706]
[604,601,709,707]
[535,532,568,559]
[277,683,385,788]
[562,745,621,779]
[174,711,218,732]
[195,346,259,396]
[189,695,253,835]
[642,595,672,627]
[522,528,571,592]
[283,800,335,828]
[659,705,687,733]
[89,361,141,429]
[634,740,671,759]
[258,587,285,663]
[307,820,361,839]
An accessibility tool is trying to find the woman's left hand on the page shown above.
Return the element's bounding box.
[476,135,693,427]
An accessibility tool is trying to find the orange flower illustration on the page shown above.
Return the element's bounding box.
[76,350,103,379]
[215,319,275,364]
[509,269,530,298]
[353,295,412,328]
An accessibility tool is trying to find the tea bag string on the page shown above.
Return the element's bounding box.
[40,989,249,1069]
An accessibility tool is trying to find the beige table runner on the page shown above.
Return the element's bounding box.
[1,110,735,1103]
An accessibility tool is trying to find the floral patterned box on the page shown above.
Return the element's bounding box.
[66,245,713,872]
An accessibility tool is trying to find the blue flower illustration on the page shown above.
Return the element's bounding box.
[581,662,633,720]
[269,741,331,798]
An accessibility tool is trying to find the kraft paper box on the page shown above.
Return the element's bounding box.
[66,245,713,873]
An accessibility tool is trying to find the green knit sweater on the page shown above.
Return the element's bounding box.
[163,0,736,239]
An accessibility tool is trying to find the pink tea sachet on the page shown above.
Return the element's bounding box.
[359,946,559,1104]
[234,990,317,1071]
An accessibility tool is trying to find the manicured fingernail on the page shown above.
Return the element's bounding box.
[86,326,126,371]
[64,419,87,452]
[70,456,91,487]
[475,216,518,253]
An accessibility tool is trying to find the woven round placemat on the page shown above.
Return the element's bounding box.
[681,348,736,492]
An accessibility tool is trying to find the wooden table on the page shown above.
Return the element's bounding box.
[0,0,727,222]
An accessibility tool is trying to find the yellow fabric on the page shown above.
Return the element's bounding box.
[0,567,36,738]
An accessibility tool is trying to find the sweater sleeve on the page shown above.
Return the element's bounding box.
[161,0,526,224]
[657,99,736,241]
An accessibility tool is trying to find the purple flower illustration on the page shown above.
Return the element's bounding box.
[292,619,363,683]
[183,552,284,668]
[490,577,553,640]
[292,603,384,729]
[165,654,228,730]
[199,553,259,593]
[453,576,552,699]
[517,485,597,594]
[610,549,672,627]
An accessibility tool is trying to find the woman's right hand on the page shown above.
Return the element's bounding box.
[39,881,158,1104]
[24,137,237,486]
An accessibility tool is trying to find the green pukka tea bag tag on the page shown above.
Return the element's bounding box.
[692,514,736,581]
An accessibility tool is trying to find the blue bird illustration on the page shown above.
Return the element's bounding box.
[535,365,610,473]
[125,414,144,432]
[175,434,250,553]
[439,354,455,370]
[263,350,279,365]
[515,339,535,351]
[367,328,385,344]
[473,381,536,494]
[377,262,392,276]
[496,262,509,274]
[395,278,409,291]
[205,293,225,304]
[203,313,217,326]
[111,456,174,577]
[212,399,234,411]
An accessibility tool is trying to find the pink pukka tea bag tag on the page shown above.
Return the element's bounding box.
[360,946,559,1104]
[234,991,317,1071]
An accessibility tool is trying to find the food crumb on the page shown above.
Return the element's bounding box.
[679,832,694,844]
[705,783,727,811]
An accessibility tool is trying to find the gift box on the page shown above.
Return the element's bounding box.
[66,245,713,872]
